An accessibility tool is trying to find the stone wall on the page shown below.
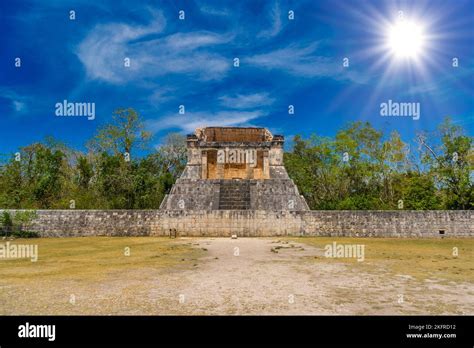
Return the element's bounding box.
[1,209,472,238]
[155,210,304,237]
[301,210,473,238]
[0,210,159,237]
[160,179,309,211]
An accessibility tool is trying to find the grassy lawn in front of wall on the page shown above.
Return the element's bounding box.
[0,237,204,283]
[288,237,474,284]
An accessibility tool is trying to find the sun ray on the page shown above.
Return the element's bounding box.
[320,0,461,127]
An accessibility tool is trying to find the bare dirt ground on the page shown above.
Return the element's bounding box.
[151,238,474,315]
[1,237,473,315]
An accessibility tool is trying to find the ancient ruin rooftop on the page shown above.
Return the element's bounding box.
[192,127,277,143]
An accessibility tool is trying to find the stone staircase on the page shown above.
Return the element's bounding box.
[218,180,251,210]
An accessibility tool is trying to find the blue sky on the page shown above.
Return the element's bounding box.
[1,0,473,155]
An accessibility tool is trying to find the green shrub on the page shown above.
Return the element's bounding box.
[0,211,14,236]
[0,210,38,238]
[11,229,39,238]
[1,211,13,227]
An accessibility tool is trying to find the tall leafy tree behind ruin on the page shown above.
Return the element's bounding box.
[88,108,152,209]
[285,118,469,210]
[416,118,473,209]
[87,108,151,156]
[0,141,68,208]
[0,108,186,209]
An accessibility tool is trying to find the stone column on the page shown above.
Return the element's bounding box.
[217,162,224,179]
[185,134,201,179]
[246,148,254,179]
[269,135,284,166]
[263,150,270,179]
[216,148,225,179]
[201,150,207,179]
[246,164,253,179]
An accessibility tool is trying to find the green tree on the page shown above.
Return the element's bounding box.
[402,173,441,210]
[88,108,151,156]
[87,108,153,209]
[76,156,93,189]
[417,118,473,209]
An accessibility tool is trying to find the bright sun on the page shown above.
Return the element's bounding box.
[387,20,426,59]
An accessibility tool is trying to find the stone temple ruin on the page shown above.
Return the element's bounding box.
[4,127,471,238]
[159,127,309,211]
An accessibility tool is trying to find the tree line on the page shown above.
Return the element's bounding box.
[285,118,473,210]
[0,109,472,210]
[0,109,186,209]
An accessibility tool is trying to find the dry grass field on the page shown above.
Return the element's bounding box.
[290,237,474,284]
[0,236,472,315]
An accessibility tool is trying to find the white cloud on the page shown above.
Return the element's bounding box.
[199,4,231,17]
[146,110,266,134]
[257,2,282,39]
[148,88,175,104]
[13,100,26,112]
[0,88,29,114]
[76,12,232,84]
[247,42,368,83]
[218,93,275,109]
[247,42,331,76]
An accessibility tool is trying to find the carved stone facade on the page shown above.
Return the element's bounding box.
[159,127,309,211]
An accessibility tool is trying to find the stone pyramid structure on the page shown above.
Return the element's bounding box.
[160,127,308,211]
